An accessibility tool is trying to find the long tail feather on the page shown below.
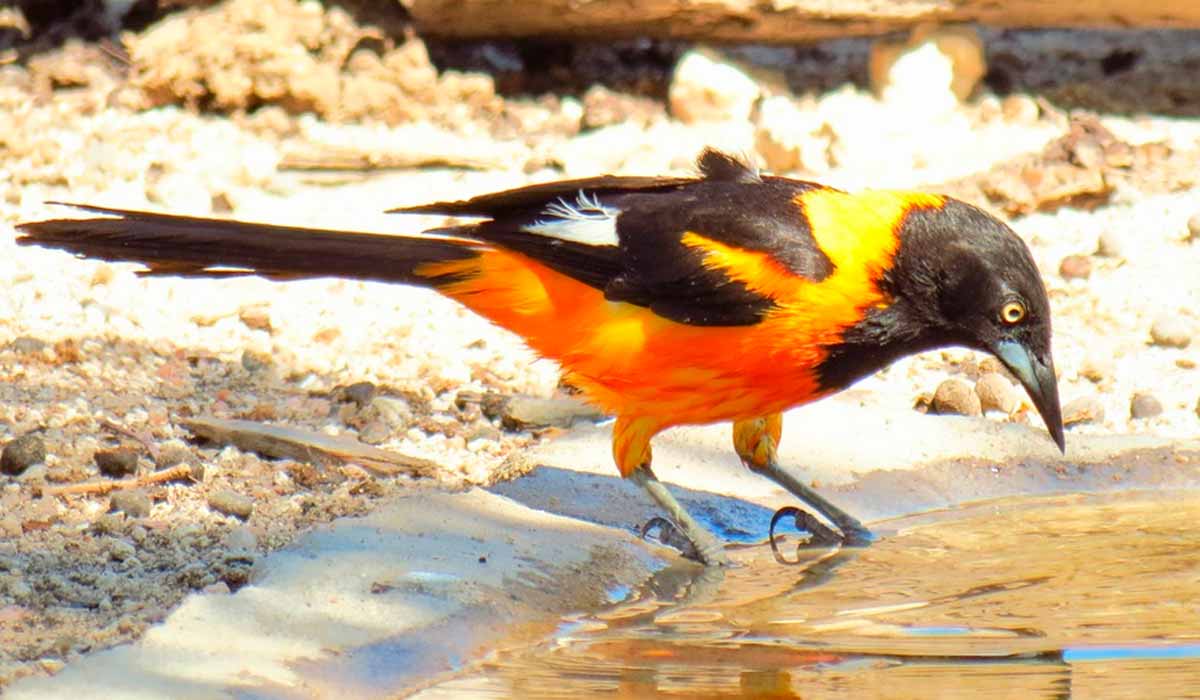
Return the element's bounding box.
[16,203,478,285]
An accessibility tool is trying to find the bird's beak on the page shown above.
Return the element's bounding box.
[992,339,1065,453]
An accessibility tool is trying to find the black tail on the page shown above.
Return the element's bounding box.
[15,203,478,285]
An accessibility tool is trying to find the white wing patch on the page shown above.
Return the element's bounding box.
[524,191,620,247]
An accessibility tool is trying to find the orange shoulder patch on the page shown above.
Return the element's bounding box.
[679,232,808,300]
[797,188,943,278]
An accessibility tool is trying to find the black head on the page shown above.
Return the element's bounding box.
[888,199,1064,451]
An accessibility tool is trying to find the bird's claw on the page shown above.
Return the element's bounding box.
[768,505,848,564]
[639,517,702,562]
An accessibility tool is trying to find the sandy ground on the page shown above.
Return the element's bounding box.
[1,0,1199,688]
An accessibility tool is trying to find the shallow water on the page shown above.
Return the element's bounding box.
[415,491,1200,699]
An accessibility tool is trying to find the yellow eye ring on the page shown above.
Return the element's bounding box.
[1001,300,1026,324]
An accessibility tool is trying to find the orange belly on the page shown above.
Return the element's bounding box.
[419,249,857,427]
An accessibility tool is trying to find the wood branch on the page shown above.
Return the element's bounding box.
[404,0,1200,43]
[180,416,441,478]
[40,464,195,498]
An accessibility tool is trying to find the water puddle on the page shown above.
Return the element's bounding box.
[414,491,1200,698]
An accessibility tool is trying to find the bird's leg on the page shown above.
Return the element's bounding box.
[615,416,730,566]
[732,414,874,547]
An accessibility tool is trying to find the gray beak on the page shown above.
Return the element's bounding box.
[993,339,1065,453]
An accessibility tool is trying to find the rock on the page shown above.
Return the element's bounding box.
[498,395,607,430]
[1129,392,1163,419]
[94,447,139,478]
[931,378,982,417]
[2,434,46,476]
[238,306,272,332]
[335,381,377,407]
[975,373,1018,414]
[7,336,48,355]
[208,489,254,520]
[1187,211,1200,242]
[1177,357,1196,370]
[240,350,272,373]
[669,48,760,124]
[109,490,152,518]
[869,25,985,108]
[1059,254,1092,280]
[370,396,414,428]
[154,441,193,469]
[1000,94,1039,123]
[1095,230,1127,259]
[92,513,126,535]
[1063,396,1105,426]
[222,525,258,553]
[1149,314,1193,348]
[358,420,391,445]
[107,538,136,562]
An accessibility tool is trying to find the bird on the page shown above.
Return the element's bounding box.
[16,149,1064,566]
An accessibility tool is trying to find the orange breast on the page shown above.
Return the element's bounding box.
[419,249,834,427]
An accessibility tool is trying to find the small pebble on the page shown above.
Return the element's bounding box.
[500,395,607,430]
[1094,230,1127,259]
[2,434,46,476]
[7,336,48,355]
[1063,396,1105,426]
[1058,254,1092,280]
[338,381,378,407]
[241,350,272,373]
[223,525,258,552]
[931,378,982,417]
[1129,392,1163,419]
[208,489,254,520]
[109,490,152,518]
[154,442,193,469]
[975,373,1018,414]
[238,306,272,332]
[1187,211,1200,242]
[1149,314,1193,348]
[358,420,391,445]
[95,447,139,478]
[1177,357,1196,370]
[92,513,126,535]
[107,538,136,562]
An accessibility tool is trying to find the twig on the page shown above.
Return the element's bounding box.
[40,464,194,498]
[100,419,161,463]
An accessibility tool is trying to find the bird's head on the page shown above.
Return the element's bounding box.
[886,198,1064,452]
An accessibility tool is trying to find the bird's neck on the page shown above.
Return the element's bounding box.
[814,300,953,393]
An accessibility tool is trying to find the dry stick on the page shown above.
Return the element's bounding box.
[100,419,161,463]
[40,464,194,498]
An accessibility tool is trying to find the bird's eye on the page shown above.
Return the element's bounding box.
[1000,300,1026,324]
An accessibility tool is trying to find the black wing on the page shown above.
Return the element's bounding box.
[410,150,836,326]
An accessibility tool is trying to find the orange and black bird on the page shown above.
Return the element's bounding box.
[16,150,1064,565]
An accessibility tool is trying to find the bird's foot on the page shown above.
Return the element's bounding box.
[639,517,730,566]
[640,517,702,562]
[768,506,873,564]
